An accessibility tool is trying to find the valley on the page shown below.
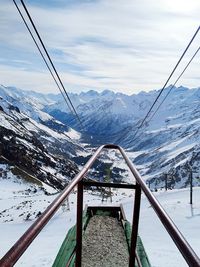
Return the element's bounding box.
[1,84,200,190]
[0,83,200,266]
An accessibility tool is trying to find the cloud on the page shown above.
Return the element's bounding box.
[0,0,200,93]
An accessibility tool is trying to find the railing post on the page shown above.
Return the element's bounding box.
[129,183,141,267]
[76,181,84,267]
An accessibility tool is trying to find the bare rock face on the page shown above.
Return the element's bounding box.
[82,215,129,267]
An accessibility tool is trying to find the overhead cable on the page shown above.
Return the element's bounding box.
[20,0,83,128]
[149,45,200,121]
[14,0,83,129]
[13,0,74,114]
[130,26,200,141]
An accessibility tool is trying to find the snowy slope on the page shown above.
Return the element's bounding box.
[123,87,200,189]
[0,84,55,122]
[0,163,57,223]
[2,84,200,189]
[0,167,66,266]
[0,85,82,145]
[0,97,81,189]
[123,187,200,267]
[0,172,199,267]
[0,87,84,156]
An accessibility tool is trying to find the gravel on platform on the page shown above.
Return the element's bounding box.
[82,215,129,267]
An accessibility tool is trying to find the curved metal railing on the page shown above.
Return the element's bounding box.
[0,144,199,267]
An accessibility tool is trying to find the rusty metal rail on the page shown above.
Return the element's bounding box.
[0,144,200,267]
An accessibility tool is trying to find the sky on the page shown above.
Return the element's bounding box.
[0,0,200,94]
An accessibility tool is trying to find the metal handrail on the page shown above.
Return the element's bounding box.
[0,144,199,267]
[0,145,105,266]
[117,146,200,267]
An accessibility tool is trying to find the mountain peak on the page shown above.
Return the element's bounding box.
[100,89,115,96]
[80,90,99,97]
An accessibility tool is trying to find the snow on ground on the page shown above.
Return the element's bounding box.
[0,113,20,133]
[0,180,133,266]
[158,136,192,153]
[36,109,52,121]
[66,128,81,140]
[123,188,200,267]
[167,143,195,160]
[0,174,199,267]
[16,137,38,152]
[27,119,69,141]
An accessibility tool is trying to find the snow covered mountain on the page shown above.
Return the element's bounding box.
[47,85,200,190]
[0,90,84,190]
[1,84,200,189]
[0,85,84,155]
[1,84,200,267]
[118,86,200,189]
[46,89,155,136]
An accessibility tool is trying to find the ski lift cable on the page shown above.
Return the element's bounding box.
[127,26,200,142]
[20,0,84,130]
[12,0,74,115]
[149,45,200,122]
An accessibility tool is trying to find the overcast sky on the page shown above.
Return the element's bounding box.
[0,0,200,94]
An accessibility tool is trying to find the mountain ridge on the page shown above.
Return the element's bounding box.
[1,84,200,189]
[0,89,84,190]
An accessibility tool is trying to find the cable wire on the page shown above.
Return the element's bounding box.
[13,0,74,115]
[17,0,83,129]
[129,26,200,142]
[149,45,200,121]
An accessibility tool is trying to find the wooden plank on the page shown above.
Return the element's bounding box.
[52,225,76,267]
[124,221,151,267]
[52,211,89,267]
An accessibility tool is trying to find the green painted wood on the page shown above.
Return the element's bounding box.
[68,254,76,267]
[52,211,89,267]
[95,210,112,216]
[53,208,150,267]
[52,225,76,267]
[124,221,151,267]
